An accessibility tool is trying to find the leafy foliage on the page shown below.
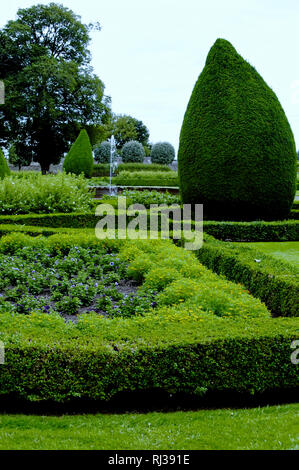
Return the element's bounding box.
[178,39,297,220]
[63,129,94,177]
[151,142,175,164]
[197,235,299,317]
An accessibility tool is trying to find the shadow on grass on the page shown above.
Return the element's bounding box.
[0,387,298,416]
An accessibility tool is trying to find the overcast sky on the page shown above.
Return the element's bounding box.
[1,0,299,155]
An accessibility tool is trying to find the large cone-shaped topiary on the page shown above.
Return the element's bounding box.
[178,39,297,220]
[63,129,93,177]
[0,148,10,179]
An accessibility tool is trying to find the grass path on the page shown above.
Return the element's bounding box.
[0,404,298,450]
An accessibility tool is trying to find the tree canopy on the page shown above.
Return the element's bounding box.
[0,2,110,173]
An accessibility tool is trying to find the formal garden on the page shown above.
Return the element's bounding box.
[0,4,298,452]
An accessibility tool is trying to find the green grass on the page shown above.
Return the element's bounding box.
[0,404,298,450]
[235,241,299,267]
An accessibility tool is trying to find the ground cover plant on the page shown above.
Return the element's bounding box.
[0,172,94,214]
[150,142,175,165]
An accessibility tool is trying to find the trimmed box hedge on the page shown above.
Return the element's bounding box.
[0,211,298,242]
[196,235,299,317]
[0,232,297,402]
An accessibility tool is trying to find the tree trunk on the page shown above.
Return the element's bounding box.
[41,165,50,175]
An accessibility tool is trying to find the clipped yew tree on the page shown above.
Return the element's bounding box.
[178,39,297,220]
[0,148,10,179]
[63,129,93,177]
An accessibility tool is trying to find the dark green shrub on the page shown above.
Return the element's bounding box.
[151,142,175,165]
[121,140,145,163]
[178,39,297,220]
[0,148,10,179]
[94,141,111,164]
[63,130,93,177]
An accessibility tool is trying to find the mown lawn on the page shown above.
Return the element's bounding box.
[0,404,298,450]
[235,241,299,267]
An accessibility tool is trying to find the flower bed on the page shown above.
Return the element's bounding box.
[0,173,94,214]
[0,233,269,320]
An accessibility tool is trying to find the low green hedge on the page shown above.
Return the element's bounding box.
[0,313,298,402]
[201,219,299,241]
[117,163,172,173]
[0,233,297,401]
[196,235,299,317]
[91,163,173,178]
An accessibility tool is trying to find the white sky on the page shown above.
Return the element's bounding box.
[1,0,299,155]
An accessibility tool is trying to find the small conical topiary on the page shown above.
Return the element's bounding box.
[178,38,297,220]
[63,129,93,177]
[0,148,10,179]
